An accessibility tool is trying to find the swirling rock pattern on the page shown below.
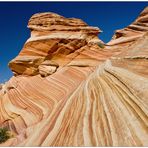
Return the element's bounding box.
[0,7,148,146]
[8,12,103,76]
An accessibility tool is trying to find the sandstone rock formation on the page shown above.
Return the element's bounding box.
[107,6,148,55]
[0,7,148,146]
[9,12,103,76]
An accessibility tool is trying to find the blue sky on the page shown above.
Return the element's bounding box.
[0,2,147,83]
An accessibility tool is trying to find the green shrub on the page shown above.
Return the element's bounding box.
[0,127,10,143]
[98,42,105,48]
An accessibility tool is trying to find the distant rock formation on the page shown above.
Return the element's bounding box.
[107,7,148,53]
[0,7,148,146]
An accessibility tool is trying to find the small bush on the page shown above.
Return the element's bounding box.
[0,127,10,144]
[98,42,105,48]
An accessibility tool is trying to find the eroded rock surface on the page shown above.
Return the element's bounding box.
[107,7,148,55]
[0,7,148,146]
[9,12,103,76]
